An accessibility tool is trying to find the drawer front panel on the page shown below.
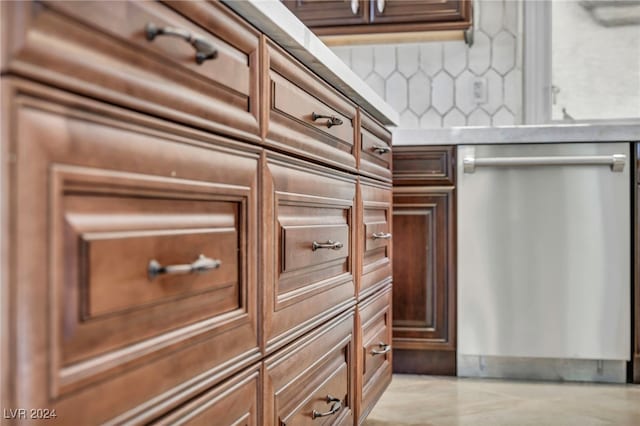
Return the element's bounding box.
[358,286,392,423]
[393,146,455,186]
[3,0,261,142]
[266,40,357,172]
[263,153,356,353]
[264,310,355,426]
[151,364,261,426]
[359,112,392,182]
[359,180,392,299]
[9,84,260,424]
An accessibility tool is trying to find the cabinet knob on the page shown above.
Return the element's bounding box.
[148,254,221,280]
[351,0,359,14]
[145,22,218,65]
[311,395,342,419]
[377,0,386,13]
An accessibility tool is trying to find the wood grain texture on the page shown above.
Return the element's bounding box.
[263,309,356,426]
[288,0,472,36]
[393,145,456,186]
[392,349,456,376]
[358,177,393,301]
[150,363,262,426]
[358,110,392,183]
[265,39,357,173]
[356,285,393,424]
[1,0,261,143]
[2,79,261,424]
[392,188,456,353]
[262,150,357,354]
[282,0,370,27]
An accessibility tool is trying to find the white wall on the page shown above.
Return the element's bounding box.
[551,1,640,121]
[331,0,524,128]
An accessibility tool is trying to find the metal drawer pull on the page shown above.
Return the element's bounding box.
[372,145,391,155]
[145,22,218,65]
[351,0,359,14]
[311,112,343,128]
[463,154,626,173]
[148,254,221,280]
[371,342,391,355]
[312,240,344,251]
[312,395,342,419]
[372,232,392,240]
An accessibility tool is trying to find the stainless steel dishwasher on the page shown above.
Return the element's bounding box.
[457,143,630,383]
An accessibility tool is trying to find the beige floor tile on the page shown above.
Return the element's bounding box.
[364,375,640,426]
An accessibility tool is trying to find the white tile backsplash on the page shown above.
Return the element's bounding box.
[330,0,523,128]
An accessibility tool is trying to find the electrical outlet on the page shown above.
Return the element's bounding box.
[472,77,487,104]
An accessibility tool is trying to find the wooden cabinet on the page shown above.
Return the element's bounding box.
[283,0,473,37]
[1,0,261,143]
[392,146,456,375]
[265,40,357,173]
[264,309,356,426]
[355,285,392,423]
[262,151,357,353]
[1,1,393,423]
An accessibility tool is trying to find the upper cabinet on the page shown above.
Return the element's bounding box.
[283,0,472,37]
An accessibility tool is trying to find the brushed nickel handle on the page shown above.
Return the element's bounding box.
[372,145,391,155]
[372,232,392,240]
[463,154,626,173]
[376,0,385,13]
[312,240,344,251]
[145,22,218,65]
[311,395,342,419]
[371,342,391,355]
[148,254,221,280]
[311,112,344,128]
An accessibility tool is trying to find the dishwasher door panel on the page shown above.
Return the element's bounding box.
[457,143,630,361]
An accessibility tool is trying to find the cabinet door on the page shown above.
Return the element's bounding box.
[282,0,369,27]
[392,187,456,375]
[372,0,471,26]
[2,81,260,424]
[356,285,392,423]
[264,310,355,426]
[262,151,357,354]
[358,178,392,300]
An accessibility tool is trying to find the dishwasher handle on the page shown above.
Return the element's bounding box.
[463,153,626,173]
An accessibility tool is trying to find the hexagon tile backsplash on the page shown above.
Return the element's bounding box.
[331,0,523,129]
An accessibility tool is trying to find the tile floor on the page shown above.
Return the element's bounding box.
[364,375,640,426]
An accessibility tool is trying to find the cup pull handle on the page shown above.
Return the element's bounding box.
[145,22,218,65]
[148,254,221,280]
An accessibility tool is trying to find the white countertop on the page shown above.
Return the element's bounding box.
[393,124,640,145]
[223,0,400,127]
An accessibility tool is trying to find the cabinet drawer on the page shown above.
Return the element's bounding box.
[264,310,355,426]
[266,40,357,172]
[359,179,393,300]
[2,0,260,142]
[357,286,392,423]
[7,82,260,424]
[263,152,357,353]
[151,364,261,426]
[393,146,455,186]
[359,111,392,182]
